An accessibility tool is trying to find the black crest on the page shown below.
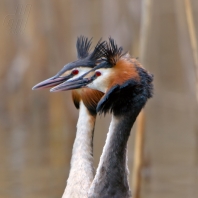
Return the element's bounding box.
[88,38,107,63]
[76,36,92,59]
[103,37,126,66]
[76,37,107,66]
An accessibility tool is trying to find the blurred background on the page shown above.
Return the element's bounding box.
[0,0,198,197]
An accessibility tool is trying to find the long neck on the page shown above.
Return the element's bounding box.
[62,101,96,198]
[88,110,140,198]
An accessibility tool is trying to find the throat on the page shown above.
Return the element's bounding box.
[72,101,96,158]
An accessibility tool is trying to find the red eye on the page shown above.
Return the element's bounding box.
[95,71,101,77]
[72,69,79,75]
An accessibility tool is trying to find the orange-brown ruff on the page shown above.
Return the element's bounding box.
[72,89,104,114]
[107,57,140,89]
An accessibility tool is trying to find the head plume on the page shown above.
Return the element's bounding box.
[87,38,107,63]
[74,37,107,67]
[103,37,126,66]
[76,36,92,59]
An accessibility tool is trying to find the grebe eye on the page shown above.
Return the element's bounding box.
[72,69,79,75]
[95,71,101,77]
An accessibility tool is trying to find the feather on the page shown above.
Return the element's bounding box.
[103,38,126,66]
[76,36,92,59]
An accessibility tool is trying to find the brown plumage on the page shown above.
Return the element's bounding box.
[108,57,140,88]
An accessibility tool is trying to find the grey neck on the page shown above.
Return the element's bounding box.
[88,112,137,198]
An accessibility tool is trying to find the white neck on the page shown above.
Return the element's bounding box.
[62,101,96,198]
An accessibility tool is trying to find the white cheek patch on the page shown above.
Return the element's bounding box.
[67,67,91,82]
[87,69,112,93]
[87,81,98,91]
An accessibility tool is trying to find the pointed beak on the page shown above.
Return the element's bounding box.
[32,75,72,90]
[50,77,92,92]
